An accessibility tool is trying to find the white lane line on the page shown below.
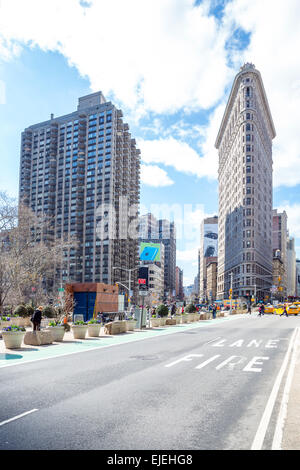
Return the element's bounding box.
[272,327,300,450]
[0,409,38,427]
[204,337,222,345]
[251,327,299,450]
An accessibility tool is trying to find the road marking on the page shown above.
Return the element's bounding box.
[243,357,269,373]
[272,327,300,450]
[195,355,221,369]
[0,409,38,427]
[204,337,222,346]
[165,354,203,368]
[251,327,299,450]
[215,355,247,370]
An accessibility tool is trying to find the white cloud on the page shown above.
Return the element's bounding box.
[222,0,300,188]
[0,0,233,115]
[138,135,218,180]
[0,0,300,190]
[140,164,174,187]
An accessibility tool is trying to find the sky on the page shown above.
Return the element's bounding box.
[0,0,300,286]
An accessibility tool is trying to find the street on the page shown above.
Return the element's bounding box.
[0,314,299,450]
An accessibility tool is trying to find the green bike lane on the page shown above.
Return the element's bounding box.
[0,315,240,369]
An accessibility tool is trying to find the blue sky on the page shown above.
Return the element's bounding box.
[0,0,300,286]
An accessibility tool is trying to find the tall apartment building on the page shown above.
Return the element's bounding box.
[199,216,218,302]
[215,63,276,300]
[287,235,296,297]
[19,92,141,288]
[272,209,288,296]
[139,214,176,298]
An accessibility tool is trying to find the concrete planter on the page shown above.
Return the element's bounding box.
[104,321,126,335]
[72,325,88,339]
[150,318,161,328]
[12,317,31,327]
[166,318,176,326]
[159,317,167,326]
[2,330,25,349]
[127,320,137,331]
[175,316,181,324]
[47,326,65,342]
[24,330,53,346]
[88,324,101,337]
[187,313,194,322]
[181,315,188,324]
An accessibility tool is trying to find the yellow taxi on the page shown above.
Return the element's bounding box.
[274,304,285,315]
[274,303,300,315]
[264,304,274,314]
[287,303,300,315]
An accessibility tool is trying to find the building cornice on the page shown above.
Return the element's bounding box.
[215,64,276,149]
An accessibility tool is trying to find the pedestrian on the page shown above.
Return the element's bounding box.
[247,303,251,314]
[212,304,217,319]
[171,303,176,317]
[258,304,264,316]
[280,305,288,317]
[31,306,43,331]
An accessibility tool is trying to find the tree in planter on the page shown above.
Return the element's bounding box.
[185,303,197,313]
[156,304,169,318]
[43,305,57,319]
[13,305,28,318]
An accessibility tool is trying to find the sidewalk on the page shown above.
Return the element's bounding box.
[0,314,235,369]
[281,328,300,450]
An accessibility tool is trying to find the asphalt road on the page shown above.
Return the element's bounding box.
[0,314,299,450]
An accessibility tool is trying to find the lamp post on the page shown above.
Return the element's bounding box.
[113,266,139,308]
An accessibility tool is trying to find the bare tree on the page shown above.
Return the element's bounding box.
[0,192,18,232]
[0,199,78,312]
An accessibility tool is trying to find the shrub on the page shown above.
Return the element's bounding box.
[13,305,28,318]
[43,305,57,318]
[156,304,169,317]
[25,304,34,317]
[185,304,197,313]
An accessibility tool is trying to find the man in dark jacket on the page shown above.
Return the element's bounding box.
[212,304,217,319]
[31,306,43,331]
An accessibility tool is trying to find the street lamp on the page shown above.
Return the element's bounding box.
[113,266,139,307]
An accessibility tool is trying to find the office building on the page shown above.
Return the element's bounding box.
[199,216,218,301]
[175,266,184,301]
[296,259,300,298]
[287,235,296,298]
[139,214,176,298]
[272,209,288,296]
[206,261,218,303]
[19,92,141,288]
[215,63,276,300]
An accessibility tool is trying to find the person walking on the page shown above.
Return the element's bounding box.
[170,303,176,317]
[247,303,252,314]
[212,304,217,319]
[31,306,43,331]
[258,304,264,316]
[280,305,289,317]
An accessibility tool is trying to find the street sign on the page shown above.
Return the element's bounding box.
[138,279,146,285]
[139,291,148,296]
[59,288,65,292]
